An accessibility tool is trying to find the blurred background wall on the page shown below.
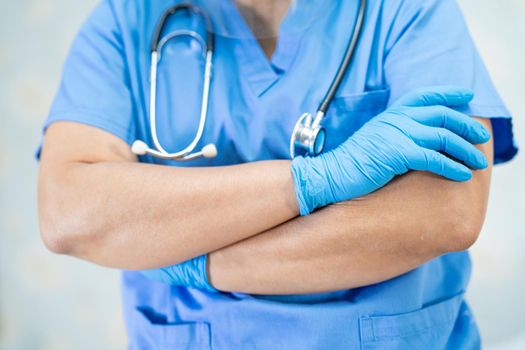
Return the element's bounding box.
[0,1,523,349]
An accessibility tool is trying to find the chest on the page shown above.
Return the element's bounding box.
[126,1,390,166]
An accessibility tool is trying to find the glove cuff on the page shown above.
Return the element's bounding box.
[291,156,334,215]
[176,254,218,293]
[140,255,218,293]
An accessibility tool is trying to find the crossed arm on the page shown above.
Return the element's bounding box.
[38,118,492,294]
[209,151,492,294]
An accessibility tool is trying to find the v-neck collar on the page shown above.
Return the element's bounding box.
[216,1,306,97]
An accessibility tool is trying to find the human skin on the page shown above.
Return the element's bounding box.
[38,122,299,269]
[38,118,492,294]
[38,2,493,293]
[204,1,494,294]
[208,119,492,294]
[234,0,292,57]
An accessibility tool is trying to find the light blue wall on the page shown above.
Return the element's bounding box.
[0,1,523,349]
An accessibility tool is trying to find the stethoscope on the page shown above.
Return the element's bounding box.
[132,0,367,160]
[132,3,217,161]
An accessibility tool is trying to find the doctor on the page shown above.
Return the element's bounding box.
[37,0,516,349]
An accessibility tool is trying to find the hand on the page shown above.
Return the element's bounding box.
[141,254,217,292]
[291,86,491,215]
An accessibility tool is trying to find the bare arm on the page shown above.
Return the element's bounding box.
[38,122,299,269]
[208,118,493,295]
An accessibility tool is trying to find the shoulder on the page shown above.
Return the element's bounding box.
[376,0,466,47]
[380,0,458,11]
[360,0,457,32]
[98,0,168,31]
[101,0,145,27]
[86,0,173,51]
[379,0,461,22]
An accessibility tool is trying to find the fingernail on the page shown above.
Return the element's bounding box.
[478,154,489,169]
[461,171,473,181]
[482,128,490,139]
[461,90,474,100]
[464,91,474,98]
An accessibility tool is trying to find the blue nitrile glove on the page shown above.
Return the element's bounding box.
[141,254,217,292]
[291,86,491,215]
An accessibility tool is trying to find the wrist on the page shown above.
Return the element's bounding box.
[207,250,229,292]
[188,254,218,292]
[290,156,335,215]
[140,255,218,293]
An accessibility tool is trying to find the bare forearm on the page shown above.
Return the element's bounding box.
[209,172,490,294]
[39,123,299,269]
[209,127,493,295]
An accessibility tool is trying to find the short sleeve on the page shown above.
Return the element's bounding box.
[383,0,517,164]
[36,0,135,159]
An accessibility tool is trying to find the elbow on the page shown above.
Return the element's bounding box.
[444,216,484,253]
[39,212,75,255]
[439,199,487,253]
[38,187,97,256]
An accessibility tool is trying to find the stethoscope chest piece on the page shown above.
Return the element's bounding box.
[290,113,327,158]
[289,0,366,159]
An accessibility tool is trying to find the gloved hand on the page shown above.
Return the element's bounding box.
[141,254,217,292]
[291,86,490,215]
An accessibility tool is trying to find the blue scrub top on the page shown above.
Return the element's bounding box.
[39,0,517,349]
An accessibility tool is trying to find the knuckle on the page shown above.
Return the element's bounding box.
[435,106,450,123]
[459,120,470,137]
[408,88,425,99]
[421,150,434,167]
[393,106,412,119]
[436,131,447,150]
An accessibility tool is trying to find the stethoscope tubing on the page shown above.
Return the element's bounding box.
[137,3,215,161]
[313,0,367,127]
[136,0,366,161]
[151,3,214,53]
[148,47,212,160]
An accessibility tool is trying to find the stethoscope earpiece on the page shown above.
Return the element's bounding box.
[132,139,218,161]
[201,144,218,158]
[131,140,149,156]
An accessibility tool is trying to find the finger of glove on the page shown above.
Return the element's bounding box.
[392,86,474,108]
[411,126,488,170]
[408,148,473,182]
[407,105,490,144]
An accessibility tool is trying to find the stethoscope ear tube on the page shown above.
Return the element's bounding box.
[133,3,217,161]
[317,0,367,116]
[132,140,217,160]
[151,3,214,53]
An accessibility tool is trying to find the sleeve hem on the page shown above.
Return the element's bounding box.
[45,109,134,144]
[35,110,135,161]
[459,104,511,119]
